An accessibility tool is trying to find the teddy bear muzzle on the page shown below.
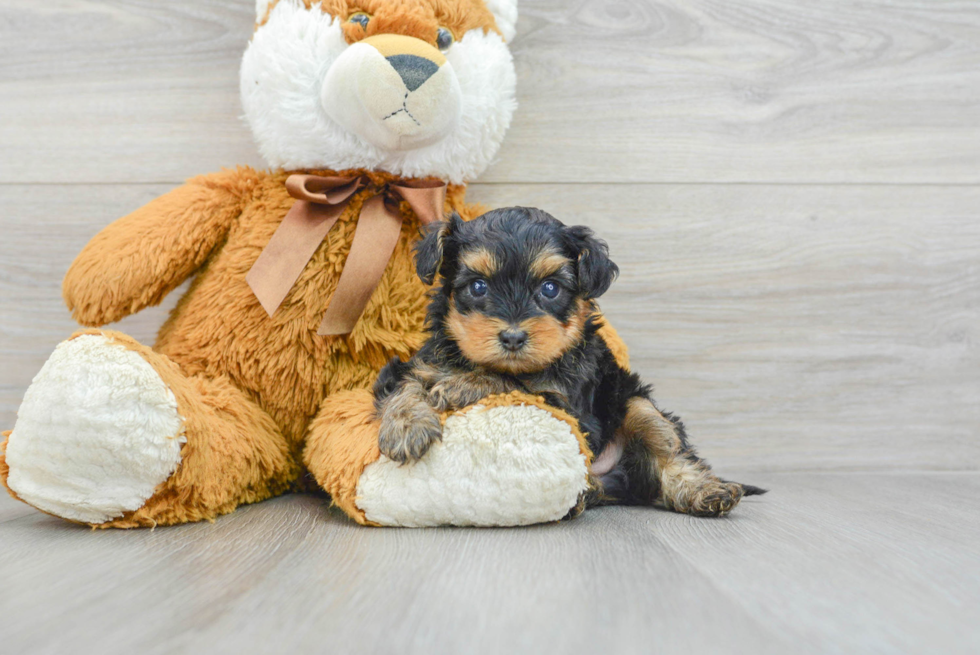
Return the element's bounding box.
[321,33,462,152]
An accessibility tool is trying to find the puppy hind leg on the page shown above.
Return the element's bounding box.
[621,397,744,517]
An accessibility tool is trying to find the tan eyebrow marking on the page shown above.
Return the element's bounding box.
[530,251,572,279]
[460,248,499,277]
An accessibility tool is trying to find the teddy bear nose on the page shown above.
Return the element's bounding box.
[499,329,528,352]
[386,54,439,92]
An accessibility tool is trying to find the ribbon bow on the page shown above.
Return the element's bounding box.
[246,174,447,335]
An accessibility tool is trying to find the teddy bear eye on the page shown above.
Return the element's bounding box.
[348,12,370,29]
[540,280,560,299]
[469,279,488,297]
[436,27,455,51]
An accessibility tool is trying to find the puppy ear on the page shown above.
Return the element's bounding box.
[566,225,619,299]
[415,213,462,285]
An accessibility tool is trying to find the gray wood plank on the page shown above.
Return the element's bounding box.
[0,183,187,434]
[467,183,980,472]
[0,491,34,523]
[2,183,978,471]
[0,473,977,654]
[157,499,795,655]
[498,0,980,184]
[2,3,977,654]
[0,0,264,184]
[1,0,978,184]
[655,472,980,655]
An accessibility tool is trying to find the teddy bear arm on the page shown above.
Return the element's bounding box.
[63,171,251,326]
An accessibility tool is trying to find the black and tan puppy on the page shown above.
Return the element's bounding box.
[374,207,765,517]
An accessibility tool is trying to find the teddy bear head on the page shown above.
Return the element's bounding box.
[242,0,518,184]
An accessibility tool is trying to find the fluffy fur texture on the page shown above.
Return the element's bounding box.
[302,389,593,526]
[242,0,517,182]
[375,207,766,516]
[358,392,591,527]
[4,335,185,524]
[319,34,461,151]
[0,167,617,527]
[0,0,634,528]
[0,166,481,527]
[4,330,301,528]
[483,0,517,41]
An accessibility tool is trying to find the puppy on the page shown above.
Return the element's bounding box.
[373,207,765,517]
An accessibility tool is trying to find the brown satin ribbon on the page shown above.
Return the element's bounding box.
[246,174,447,335]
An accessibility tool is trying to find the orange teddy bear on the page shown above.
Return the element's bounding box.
[1,0,630,528]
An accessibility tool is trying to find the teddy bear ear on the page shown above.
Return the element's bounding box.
[485,0,518,42]
[255,0,273,24]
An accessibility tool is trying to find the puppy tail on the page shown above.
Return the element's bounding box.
[740,483,769,496]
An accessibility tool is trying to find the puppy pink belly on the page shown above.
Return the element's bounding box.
[591,436,625,476]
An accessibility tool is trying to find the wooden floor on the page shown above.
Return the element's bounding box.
[1,1,978,653]
[2,473,979,654]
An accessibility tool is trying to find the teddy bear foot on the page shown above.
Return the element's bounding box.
[305,390,596,527]
[357,398,592,527]
[2,334,185,524]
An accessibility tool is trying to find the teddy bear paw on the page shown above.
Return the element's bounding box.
[3,334,185,524]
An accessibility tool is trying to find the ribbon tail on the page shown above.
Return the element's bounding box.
[318,195,404,336]
[246,200,345,317]
[392,183,448,226]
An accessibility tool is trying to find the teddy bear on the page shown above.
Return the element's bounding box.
[0,0,632,528]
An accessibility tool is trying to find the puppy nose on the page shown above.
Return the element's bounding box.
[386,55,439,92]
[499,329,528,352]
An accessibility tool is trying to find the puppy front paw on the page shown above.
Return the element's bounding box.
[378,405,443,464]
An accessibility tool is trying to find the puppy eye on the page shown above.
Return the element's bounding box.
[436,27,455,51]
[469,279,488,297]
[540,281,560,299]
[348,12,370,29]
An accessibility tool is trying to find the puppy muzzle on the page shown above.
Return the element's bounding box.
[498,328,528,352]
[321,34,462,151]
